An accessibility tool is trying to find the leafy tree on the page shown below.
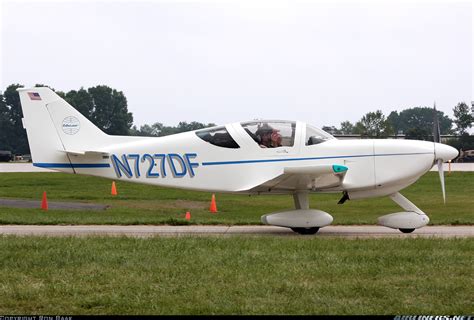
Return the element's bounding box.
[405,127,434,141]
[131,123,164,137]
[321,126,340,135]
[137,124,158,136]
[63,85,134,135]
[339,121,355,134]
[386,107,452,140]
[158,125,180,137]
[87,86,133,135]
[149,123,165,136]
[387,111,402,135]
[129,125,140,136]
[448,136,474,150]
[0,93,14,151]
[177,121,214,132]
[64,88,94,120]
[353,110,392,138]
[3,84,29,154]
[453,102,473,135]
[130,121,216,137]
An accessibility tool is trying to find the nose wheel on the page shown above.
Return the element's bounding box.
[399,228,415,234]
[291,227,320,235]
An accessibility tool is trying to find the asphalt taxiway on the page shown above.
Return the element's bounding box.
[0,225,472,238]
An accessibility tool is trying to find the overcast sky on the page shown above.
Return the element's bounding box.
[1,0,472,129]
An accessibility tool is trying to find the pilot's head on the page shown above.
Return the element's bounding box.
[256,125,273,143]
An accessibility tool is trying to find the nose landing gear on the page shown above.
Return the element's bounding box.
[377,193,429,233]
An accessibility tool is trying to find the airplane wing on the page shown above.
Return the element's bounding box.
[247,164,348,193]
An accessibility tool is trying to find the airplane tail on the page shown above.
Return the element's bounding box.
[18,87,111,172]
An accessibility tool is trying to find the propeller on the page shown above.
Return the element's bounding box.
[437,159,446,204]
[433,103,446,204]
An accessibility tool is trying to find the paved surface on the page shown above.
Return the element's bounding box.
[0,163,54,172]
[429,162,474,172]
[1,162,473,173]
[0,225,472,238]
[0,198,108,210]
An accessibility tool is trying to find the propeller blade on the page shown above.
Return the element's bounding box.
[437,159,446,204]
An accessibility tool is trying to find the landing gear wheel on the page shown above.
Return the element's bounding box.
[399,228,415,234]
[291,227,320,235]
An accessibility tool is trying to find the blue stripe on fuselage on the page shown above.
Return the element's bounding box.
[33,163,111,169]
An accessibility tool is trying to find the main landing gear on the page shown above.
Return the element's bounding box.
[260,192,333,235]
[261,191,429,235]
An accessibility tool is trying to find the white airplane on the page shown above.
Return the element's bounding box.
[18,87,458,234]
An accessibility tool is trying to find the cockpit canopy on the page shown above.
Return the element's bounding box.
[305,124,334,146]
[241,121,296,148]
[195,120,334,149]
[195,126,240,149]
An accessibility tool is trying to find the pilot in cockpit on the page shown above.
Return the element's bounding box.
[256,124,282,148]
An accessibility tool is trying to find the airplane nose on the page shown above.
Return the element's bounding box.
[434,143,459,162]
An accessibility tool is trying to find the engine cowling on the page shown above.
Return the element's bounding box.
[377,211,429,229]
[261,209,333,228]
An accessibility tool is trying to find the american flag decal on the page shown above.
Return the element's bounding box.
[27,92,42,100]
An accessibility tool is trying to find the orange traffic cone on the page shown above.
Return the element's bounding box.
[209,194,217,213]
[111,181,117,196]
[41,191,48,211]
[185,211,191,220]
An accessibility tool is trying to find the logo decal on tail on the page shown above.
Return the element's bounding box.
[62,116,81,135]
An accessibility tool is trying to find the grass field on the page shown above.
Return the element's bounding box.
[0,172,472,315]
[0,236,472,315]
[0,172,472,225]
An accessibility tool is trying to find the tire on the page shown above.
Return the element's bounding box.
[291,227,320,235]
[399,228,415,234]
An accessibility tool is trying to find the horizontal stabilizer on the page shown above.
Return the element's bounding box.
[60,150,110,156]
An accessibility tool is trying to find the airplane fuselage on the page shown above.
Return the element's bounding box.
[43,121,438,198]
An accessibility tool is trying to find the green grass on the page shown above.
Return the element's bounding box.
[0,236,471,315]
[0,172,472,225]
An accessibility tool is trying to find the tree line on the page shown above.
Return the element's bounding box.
[0,83,472,154]
[322,106,467,137]
[321,104,473,150]
[0,84,215,154]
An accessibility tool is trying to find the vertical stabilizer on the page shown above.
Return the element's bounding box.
[17,87,110,172]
